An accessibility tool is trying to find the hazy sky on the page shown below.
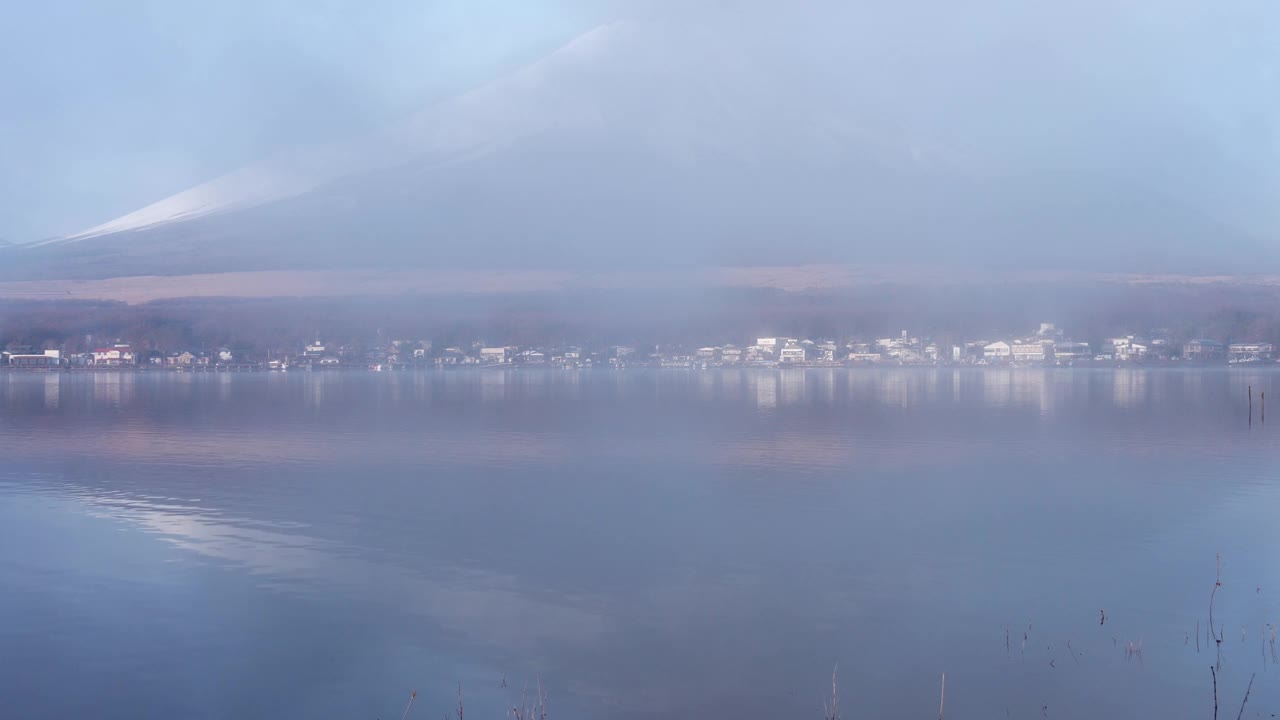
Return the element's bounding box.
[2,0,1277,260]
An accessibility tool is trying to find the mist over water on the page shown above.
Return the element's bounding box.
[3,368,1279,719]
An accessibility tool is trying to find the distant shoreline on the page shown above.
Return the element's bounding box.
[4,362,1278,374]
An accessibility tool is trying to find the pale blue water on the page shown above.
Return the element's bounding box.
[2,368,1279,719]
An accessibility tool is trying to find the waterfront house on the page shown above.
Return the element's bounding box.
[779,343,809,363]
[1182,339,1224,361]
[92,345,135,366]
[1011,342,1051,362]
[1109,337,1149,361]
[983,341,1012,360]
[7,350,62,368]
[1228,342,1275,363]
[437,348,468,366]
[1054,342,1091,362]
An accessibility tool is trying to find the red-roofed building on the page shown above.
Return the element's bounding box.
[93,344,135,366]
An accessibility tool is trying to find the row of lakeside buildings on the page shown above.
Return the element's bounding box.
[3,325,1278,370]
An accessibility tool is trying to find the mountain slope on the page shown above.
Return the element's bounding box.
[2,20,1270,281]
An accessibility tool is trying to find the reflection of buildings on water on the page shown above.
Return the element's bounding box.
[480,369,507,404]
[716,369,744,403]
[980,370,1013,409]
[811,368,836,406]
[1112,369,1147,409]
[1141,369,1181,408]
[6,365,1250,423]
[217,371,233,402]
[92,372,135,407]
[870,370,941,410]
[779,368,807,407]
[1009,370,1054,416]
[754,372,778,409]
[842,369,879,406]
[877,370,911,409]
[696,370,717,402]
[304,371,328,410]
[949,369,977,406]
[43,373,59,410]
[411,370,432,403]
[922,370,940,406]
[554,368,582,401]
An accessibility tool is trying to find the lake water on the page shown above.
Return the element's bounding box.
[2,368,1279,719]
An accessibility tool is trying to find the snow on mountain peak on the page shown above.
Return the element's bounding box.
[45,23,629,247]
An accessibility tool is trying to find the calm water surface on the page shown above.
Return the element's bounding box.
[2,368,1279,719]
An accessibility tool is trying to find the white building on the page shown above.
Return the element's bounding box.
[983,341,1012,360]
[1228,343,1275,363]
[1055,342,1091,361]
[1183,339,1223,361]
[1011,342,1051,362]
[7,349,61,368]
[92,344,135,366]
[480,347,512,364]
[1109,337,1149,361]
[778,343,809,363]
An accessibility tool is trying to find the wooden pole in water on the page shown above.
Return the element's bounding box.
[1249,385,1253,425]
[1263,391,1266,424]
